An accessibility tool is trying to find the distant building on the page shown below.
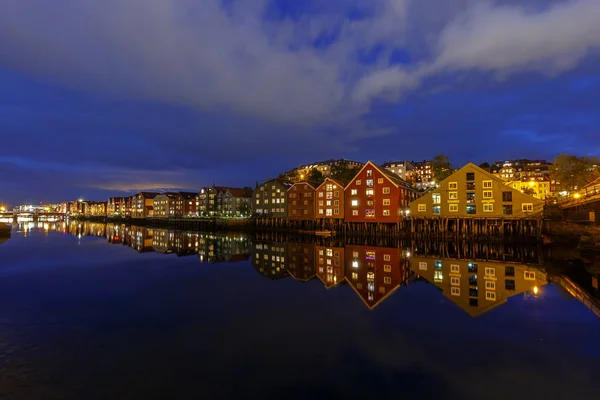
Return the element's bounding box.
[132,192,158,218]
[221,188,253,217]
[84,201,107,217]
[107,197,126,218]
[412,160,436,188]
[288,181,318,220]
[506,176,553,200]
[345,161,419,223]
[288,158,364,181]
[252,178,294,217]
[491,159,551,182]
[315,178,346,220]
[154,192,198,218]
[411,257,548,317]
[409,163,544,218]
[382,160,416,183]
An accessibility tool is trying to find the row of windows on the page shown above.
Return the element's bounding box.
[417,203,534,213]
[350,187,391,195]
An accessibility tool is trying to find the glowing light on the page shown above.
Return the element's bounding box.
[533,286,539,295]
[573,193,581,199]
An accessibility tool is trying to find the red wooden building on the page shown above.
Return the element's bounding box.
[287,181,318,220]
[344,161,419,223]
[315,178,345,220]
[315,245,345,289]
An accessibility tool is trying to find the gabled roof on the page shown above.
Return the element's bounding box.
[344,161,417,192]
[228,188,252,198]
[138,192,159,199]
[155,192,179,199]
[179,192,197,200]
[261,177,294,188]
[289,181,319,190]
[316,177,346,191]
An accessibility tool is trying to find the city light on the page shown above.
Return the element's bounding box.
[573,193,581,199]
[533,286,539,295]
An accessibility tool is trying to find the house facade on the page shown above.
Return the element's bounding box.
[85,201,107,217]
[344,161,419,223]
[287,181,318,220]
[222,188,252,217]
[411,257,548,317]
[345,245,409,310]
[107,197,126,218]
[292,158,364,181]
[412,160,435,188]
[315,178,345,220]
[253,178,293,217]
[409,163,544,218]
[198,187,218,216]
[132,192,158,218]
[506,176,553,200]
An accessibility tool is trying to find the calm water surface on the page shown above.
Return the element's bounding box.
[1,222,599,399]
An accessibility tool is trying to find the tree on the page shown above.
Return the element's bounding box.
[237,203,251,217]
[478,162,490,170]
[255,181,259,189]
[550,154,599,193]
[280,169,299,182]
[522,187,536,196]
[331,161,360,184]
[431,155,452,182]
[307,168,325,184]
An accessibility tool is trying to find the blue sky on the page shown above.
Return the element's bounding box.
[1,0,599,204]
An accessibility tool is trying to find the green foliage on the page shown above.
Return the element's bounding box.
[307,168,325,184]
[551,154,600,192]
[330,161,360,184]
[522,187,536,196]
[280,169,299,182]
[237,203,251,217]
[431,155,452,182]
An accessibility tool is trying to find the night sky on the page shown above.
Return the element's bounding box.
[1,0,599,205]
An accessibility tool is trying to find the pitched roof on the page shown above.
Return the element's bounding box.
[179,192,197,200]
[228,188,252,198]
[138,192,159,199]
[262,177,294,188]
[316,177,346,191]
[290,181,319,190]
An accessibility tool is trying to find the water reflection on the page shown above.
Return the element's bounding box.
[5,221,599,317]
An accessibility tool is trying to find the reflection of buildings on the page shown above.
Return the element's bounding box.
[198,234,251,263]
[153,229,175,254]
[252,241,289,280]
[315,246,345,288]
[128,226,155,253]
[345,245,410,310]
[411,257,548,317]
[287,243,316,282]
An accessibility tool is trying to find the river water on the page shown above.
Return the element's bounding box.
[0,221,599,399]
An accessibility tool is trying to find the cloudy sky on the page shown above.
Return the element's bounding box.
[1,0,599,204]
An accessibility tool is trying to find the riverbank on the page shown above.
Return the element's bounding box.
[544,220,600,249]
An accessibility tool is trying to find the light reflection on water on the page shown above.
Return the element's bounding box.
[0,221,599,399]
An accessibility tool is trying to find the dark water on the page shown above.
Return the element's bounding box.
[1,221,599,399]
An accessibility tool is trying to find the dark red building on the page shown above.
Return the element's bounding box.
[344,161,419,223]
[287,181,318,220]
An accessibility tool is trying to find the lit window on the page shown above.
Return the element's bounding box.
[483,204,493,212]
[378,178,384,184]
[524,271,536,280]
[352,210,358,216]
[384,255,391,261]
[382,199,391,206]
[367,170,372,177]
[383,187,390,194]
[352,272,358,280]
[449,192,458,199]
[352,261,359,268]
[522,203,533,212]
[418,204,426,212]
[434,271,443,282]
[384,264,391,272]
[483,180,492,189]
[384,277,392,284]
[383,210,390,216]
[449,204,458,212]
[351,200,358,207]
[486,291,496,301]
[485,281,495,290]
[483,191,493,199]
[366,189,374,196]
[319,209,324,214]
[451,277,460,286]
[451,287,460,296]
[432,194,441,204]
[351,189,357,195]
[419,262,427,270]
[319,192,324,198]
[356,180,362,185]
[451,264,459,273]
[449,182,458,190]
